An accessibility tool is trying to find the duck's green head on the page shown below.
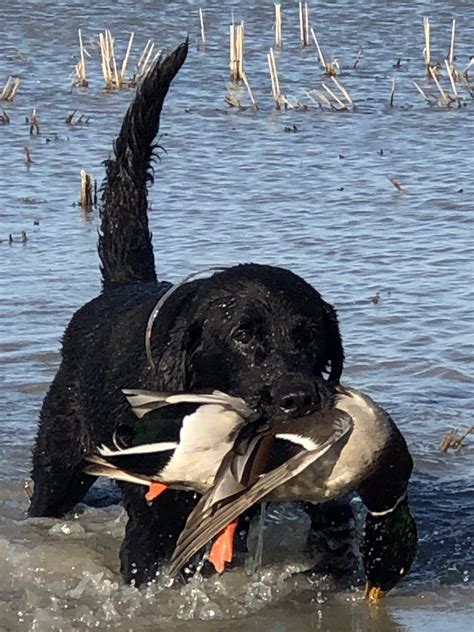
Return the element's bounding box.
[360,496,417,602]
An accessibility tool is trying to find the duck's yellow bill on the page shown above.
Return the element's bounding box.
[363,582,387,602]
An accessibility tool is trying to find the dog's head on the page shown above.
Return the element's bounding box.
[151,264,344,418]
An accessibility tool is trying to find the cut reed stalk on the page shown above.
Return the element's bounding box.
[423,16,431,69]
[429,65,451,105]
[274,4,282,48]
[136,40,153,74]
[322,82,346,109]
[29,108,40,135]
[0,109,10,124]
[310,27,338,75]
[21,480,33,499]
[99,30,114,88]
[448,18,456,69]
[330,75,354,108]
[440,425,474,452]
[73,29,89,87]
[445,60,458,99]
[135,40,160,83]
[413,80,435,105]
[460,73,474,97]
[299,2,309,48]
[267,47,284,109]
[80,170,94,211]
[310,27,326,70]
[241,70,258,110]
[119,33,135,85]
[1,76,20,101]
[462,57,474,75]
[229,21,244,81]
[230,23,235,77]
[199,8,206,49]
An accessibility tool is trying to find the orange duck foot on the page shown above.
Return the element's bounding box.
[208,520,238,574]
[145,482,168,502]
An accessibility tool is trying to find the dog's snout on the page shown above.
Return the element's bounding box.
[279,388,320,417]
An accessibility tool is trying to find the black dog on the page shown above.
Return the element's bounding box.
[29,41,344,585]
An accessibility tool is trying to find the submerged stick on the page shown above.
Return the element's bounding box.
[24,146,33,166]
[314,90,334,109]
[353,48,363,69]
[390,76,396,107]
[388,177,406,193]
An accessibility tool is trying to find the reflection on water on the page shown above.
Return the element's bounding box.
[0,0,473,630]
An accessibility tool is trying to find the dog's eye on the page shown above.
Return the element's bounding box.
[232,327,254,345]
[292,323,317,348]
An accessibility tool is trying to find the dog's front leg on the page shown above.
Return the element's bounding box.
[29,365,96,517]
[120,485,198,586]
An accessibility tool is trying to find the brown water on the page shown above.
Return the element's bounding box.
[0,1,473,630]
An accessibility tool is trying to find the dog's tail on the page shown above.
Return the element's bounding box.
[98,40,188,290]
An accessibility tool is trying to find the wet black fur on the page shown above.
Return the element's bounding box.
[29,41,345,586]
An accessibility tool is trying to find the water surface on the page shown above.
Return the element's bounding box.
[0,1,473,630]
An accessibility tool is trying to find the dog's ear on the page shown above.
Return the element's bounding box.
[150,282,200,389]
[321,300,344,383]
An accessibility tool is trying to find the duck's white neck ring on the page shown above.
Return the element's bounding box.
[368,493,406,517]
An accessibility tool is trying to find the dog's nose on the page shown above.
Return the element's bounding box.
[279,388,320,417]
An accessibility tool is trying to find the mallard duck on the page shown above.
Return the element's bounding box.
[85,385,417,600]
[84,387,351,571]
[167,385,417,601]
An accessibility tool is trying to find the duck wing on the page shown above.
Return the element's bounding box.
[168,409,353,577]
[83,455,153,487]
[86,390,256,486]
[122,389,253,419]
